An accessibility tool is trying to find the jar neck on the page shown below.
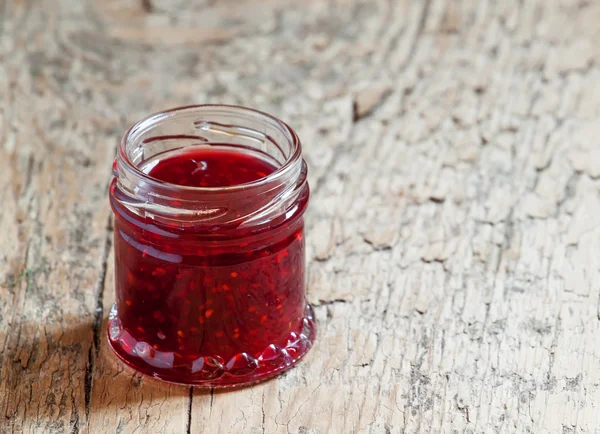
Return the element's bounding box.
[111,105,309,232]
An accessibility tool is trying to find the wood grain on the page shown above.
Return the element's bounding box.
[2,0,600,432]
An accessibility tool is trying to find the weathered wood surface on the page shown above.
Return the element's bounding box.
[2,0,600,432]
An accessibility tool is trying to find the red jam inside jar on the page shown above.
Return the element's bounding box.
[108,106,315,387]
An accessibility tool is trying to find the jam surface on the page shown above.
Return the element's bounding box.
[108,146,314,387]
[145,147,277,187]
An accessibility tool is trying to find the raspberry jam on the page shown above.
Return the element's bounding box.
[107,106,315,387]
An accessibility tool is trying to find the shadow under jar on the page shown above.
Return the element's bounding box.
[108,105,315,387]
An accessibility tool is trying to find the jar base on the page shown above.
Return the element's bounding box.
[106,304,316,388]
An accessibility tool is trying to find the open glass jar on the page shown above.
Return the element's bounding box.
[108,105,315,387]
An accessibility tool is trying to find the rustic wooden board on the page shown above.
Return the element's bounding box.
[2,0,600,432]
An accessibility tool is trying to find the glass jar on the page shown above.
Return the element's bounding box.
[107,105,315,387]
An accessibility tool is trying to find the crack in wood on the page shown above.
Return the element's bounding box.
[315,298,349,306]
[261,392,266,434]
[185,388,193,434]
[84,214,112,420]
[402,0,432,71]
[141,0,153,13]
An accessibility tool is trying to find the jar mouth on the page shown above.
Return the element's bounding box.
[113,104,308,230]
[118,104,303,194]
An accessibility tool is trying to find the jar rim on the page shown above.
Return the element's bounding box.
[118,104,303,194]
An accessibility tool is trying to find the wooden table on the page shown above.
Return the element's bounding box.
[2,0,599,432]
